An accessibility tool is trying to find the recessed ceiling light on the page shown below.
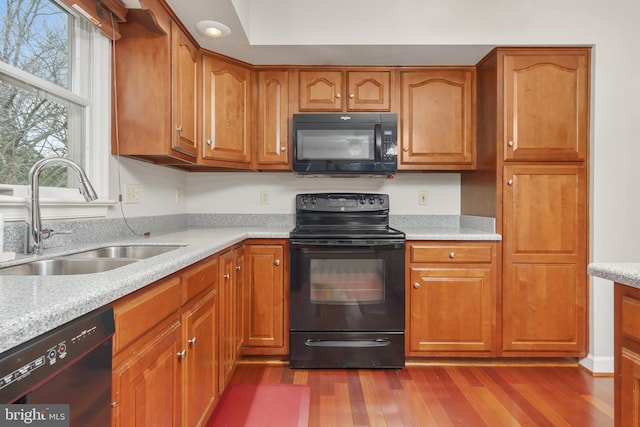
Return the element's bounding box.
[196,20,231,38]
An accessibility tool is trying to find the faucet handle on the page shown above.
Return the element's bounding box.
[41,228,72,239]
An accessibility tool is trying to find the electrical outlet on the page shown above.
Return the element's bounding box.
[175,188,182,204]
[124,183,140,204]
[418,191,428,205]
[260,190,270,205]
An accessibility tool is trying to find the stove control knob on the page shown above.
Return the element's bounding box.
[368,197,375,204]
[301,197,308,205]
[311,197,317,204]
[359,198,366,204]
[379,198,385,205]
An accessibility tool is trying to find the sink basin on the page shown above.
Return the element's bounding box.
[66,244,184,259]
[0,258,137,276]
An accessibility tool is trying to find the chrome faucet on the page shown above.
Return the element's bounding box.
[27,158,98,255]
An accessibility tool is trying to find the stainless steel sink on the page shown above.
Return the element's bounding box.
[66,244,184,260]
[0,258,137,276]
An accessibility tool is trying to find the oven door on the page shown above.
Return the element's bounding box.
[289,239,405,333]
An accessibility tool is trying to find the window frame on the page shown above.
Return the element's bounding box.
[0,0,113,222]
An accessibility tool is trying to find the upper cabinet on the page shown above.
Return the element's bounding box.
[296,69,393,112]
[200,54,253,167]
[503,50,589,162]
[171,21,199,158]
[399,68,476,170]
[256,69,290,169]
[112,1,200,168]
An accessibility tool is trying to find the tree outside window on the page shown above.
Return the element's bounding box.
[0,0,80,187]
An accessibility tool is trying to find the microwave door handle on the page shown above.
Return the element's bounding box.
[374,123,382,161]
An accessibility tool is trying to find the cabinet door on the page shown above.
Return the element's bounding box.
[621,348,640,427]
[408,266,495,355]
[171,21,199,158]
[399,69,475,170]
[218,249,235,393]
[243,245,286,354]
[183,291,217,427]
[202,55,252,164]
[346,71,391,111]
[298,70,343,111]
[233,247,245,356]
[503,50,589,161]
[256,70,290,168]
[112,322,182,427]
[502,165,587,355]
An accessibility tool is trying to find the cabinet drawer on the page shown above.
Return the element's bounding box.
[622,296,640,342]
[410,244,493,263]
[182,257,218,304]
[113,276,181,354]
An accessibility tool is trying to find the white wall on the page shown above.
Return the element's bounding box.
[113,0,640,372]
[186,172,460,215]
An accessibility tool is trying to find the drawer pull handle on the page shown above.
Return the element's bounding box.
[449,252,455,259]
[177,349,186,359]
[414,283,420,289]
[188,337,197,346]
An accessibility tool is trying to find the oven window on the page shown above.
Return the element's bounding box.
[310,259,384,304]
[296,129,374,160]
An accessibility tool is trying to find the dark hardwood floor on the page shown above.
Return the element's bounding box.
[228,363,613,427]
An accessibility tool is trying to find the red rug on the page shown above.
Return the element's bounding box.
[207,384,311,427]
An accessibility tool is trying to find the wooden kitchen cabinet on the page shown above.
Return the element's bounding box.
[503,49,589,162]
[111,256,219,427]
[256,69,291,169]
[399,68,476,170]
[406,241,497,356]
[242,241,288,355]
[297,69,392,112]
[461,47,590,358]
[218,247,243,393]
[501,165,587,355]
[112,0,200,167]
[614,283,640,427]
[201,53,252,168]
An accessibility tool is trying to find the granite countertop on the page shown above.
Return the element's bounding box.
[0,224,500,354]
[588,263,640,289]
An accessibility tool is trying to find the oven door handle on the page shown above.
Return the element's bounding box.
[290,239,405,249]
[304,338,391,348]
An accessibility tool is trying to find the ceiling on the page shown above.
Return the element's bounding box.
[160,0,495,66]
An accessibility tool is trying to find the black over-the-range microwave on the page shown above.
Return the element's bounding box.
[292,113,398,177]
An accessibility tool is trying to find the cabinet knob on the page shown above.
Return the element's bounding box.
[224,273,231,279]
[335,93,341,99]
[274,259,280,266]
[206,139,213,147]
[449,251,455,259]
[177,349,186,359]
[188,336,197,346]
[413,283,420,289]
[111,401,118,408]
[176,126,183,133]
[507,179,514,186]
[508,140,514,147]
[280,147,286,152]
[349,93,355,99]
[403,147,409,152]
[235,265,241,271]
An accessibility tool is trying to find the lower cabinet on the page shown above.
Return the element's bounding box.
[406,241,497,357]
[615,283,640,427]
[242,241,288,355]
[111,257,219,427]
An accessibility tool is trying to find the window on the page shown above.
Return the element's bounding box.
[0,0,112,220]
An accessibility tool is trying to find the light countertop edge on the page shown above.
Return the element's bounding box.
[0,226,500,354]
[588,263,640,289]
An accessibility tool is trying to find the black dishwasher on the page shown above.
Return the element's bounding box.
[0,306,115,426]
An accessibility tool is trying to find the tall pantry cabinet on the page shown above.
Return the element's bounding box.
[461,48,590,357]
